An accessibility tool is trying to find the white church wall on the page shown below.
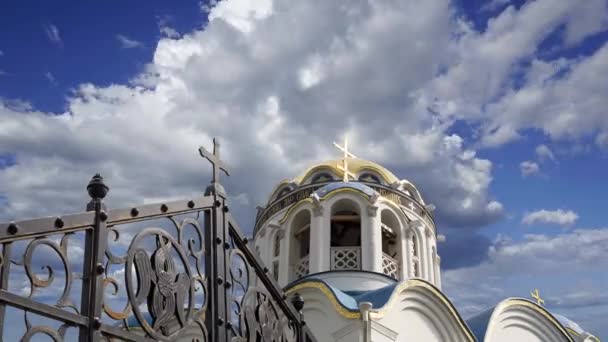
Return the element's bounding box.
[297,290,354,342]
[374,282,475,342]
[484,299,574,342]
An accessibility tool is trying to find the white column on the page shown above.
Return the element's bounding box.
[417,223,428,280]
[403,228,413,278]
[277,229,288,285]
[425,228,434,284]
[435,255,442,290]
[366,205,382,273]
[310,206,325,273]
[320,204,331,271]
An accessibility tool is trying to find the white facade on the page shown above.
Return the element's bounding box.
[251,157,599,342]
[253,158,440,289]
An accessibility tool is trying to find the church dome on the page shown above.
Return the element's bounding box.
[294,158,400,185]
[264,157,427,207]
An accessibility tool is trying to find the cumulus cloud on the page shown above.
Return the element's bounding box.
[0,0,504,236]
[44,24,62,46]
[520,160,540,176]
[116,34,144,49]
[420,0,608,148]
[157,15,181,39]
[535,144,556,162]
[443,228,608,334]
[522,209,579,226]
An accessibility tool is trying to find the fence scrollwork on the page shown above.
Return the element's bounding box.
[0,142,317,342]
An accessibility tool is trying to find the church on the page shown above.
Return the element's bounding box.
[252,140,600,342]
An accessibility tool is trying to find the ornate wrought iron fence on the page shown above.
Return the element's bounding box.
[0,143,318,342]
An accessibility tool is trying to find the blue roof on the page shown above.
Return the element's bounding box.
[289,277,399,312]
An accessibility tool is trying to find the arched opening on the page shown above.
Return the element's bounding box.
[381,209,401,279]
[271,230,283,281]
[330,199,361,270]
[290,210,311,280]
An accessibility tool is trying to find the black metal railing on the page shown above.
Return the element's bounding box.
[0,144,318,342]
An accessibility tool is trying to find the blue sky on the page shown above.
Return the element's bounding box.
[1,0,608,339]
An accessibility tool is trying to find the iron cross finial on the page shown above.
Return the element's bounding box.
[199,138,230,185]
[531,288,545,306]
[333,136,358,182]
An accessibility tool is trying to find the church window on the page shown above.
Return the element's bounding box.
[274,232,281,257]
[381,209,401,279]
[358,173,381,184]
[412,234,418,257]
[311,172,333,183]
[291,210,311,281]
[330,199,361,271]
[277,187,291,198]
[272,261,279,281]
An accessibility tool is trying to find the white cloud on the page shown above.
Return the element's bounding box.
[44,71,56,85]
[1,0,605,234]
[157,15,181,39]
[522,209,579,226]
[0,0,503,231]
[208,0,273,33]
[480,0,510,13]
[443,228,608,333]
[116,34,144,49]
[44,24,62,46]
[520,160,540,176]
[420,0,608,148]
[160,26,180,39]
[535,144,555,162]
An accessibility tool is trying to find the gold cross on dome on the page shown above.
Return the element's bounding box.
[333,137,358,182]
[531,288,545,306]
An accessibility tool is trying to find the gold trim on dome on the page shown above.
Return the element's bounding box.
[295,159,399,185]
[278,188,373,224]
[496,298,575,342]
[285,278,475,341]
[278,198,313,224]
[265,179,293,204]
[566,327,580,336]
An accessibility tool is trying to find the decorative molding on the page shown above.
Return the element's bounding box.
[311,193,324,217]
[371,321,398,341]
[258,226,267,238]
[285,279,476,342]
[404,228,414,239]
[367,205,379,217]
[425,226,432,237]
[369,191,380,204]
[331,321,363,340]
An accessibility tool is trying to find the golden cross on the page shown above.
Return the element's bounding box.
[333,137,357,182]
[531,288,545,306]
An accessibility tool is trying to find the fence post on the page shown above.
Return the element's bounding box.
[79,174,109,342]
[0,241,11,339]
